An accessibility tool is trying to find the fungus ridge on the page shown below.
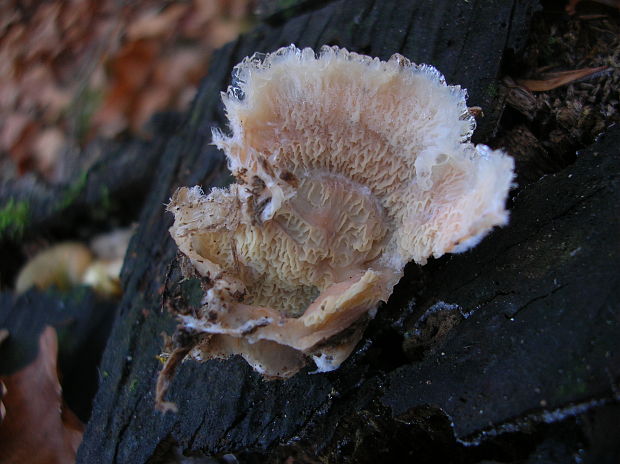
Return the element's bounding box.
[161,45,514,398]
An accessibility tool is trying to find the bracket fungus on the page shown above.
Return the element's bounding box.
[158,45,514,409]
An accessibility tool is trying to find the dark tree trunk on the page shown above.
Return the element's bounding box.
[72,1,620,463]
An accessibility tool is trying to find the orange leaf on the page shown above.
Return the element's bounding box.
[516,66,609,92]
[126,4,190,40]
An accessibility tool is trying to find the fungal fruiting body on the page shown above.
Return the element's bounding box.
[164,45,514,384]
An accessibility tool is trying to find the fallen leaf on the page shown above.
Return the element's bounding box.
[0,3,20,36]
[516,66,609,92]
[126,4,190,40]
[0,326,83,464]
[8,121,41,175]
[0,114,30,150]
[32,128,66,179]
[1,0,255,181]
[91,39,158,137]
[23,2,62,61]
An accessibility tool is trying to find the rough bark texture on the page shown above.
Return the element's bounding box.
[73,1,620,462]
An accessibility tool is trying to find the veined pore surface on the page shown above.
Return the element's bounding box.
[160,45,514,406]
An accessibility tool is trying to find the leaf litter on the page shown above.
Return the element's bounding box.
[0,0,256,183]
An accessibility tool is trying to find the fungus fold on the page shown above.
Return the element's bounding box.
[160,45,514,403]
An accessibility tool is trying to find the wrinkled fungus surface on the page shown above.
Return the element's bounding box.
[161,45,514,398]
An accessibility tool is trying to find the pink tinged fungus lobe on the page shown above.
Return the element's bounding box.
[165,45,514,381]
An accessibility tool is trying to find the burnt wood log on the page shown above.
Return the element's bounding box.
[0,288,117,422]
[76,1,619,463]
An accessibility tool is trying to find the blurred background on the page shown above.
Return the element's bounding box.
[0,0,255,185]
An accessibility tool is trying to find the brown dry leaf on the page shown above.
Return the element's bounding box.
[0,114,30,150]
[1,0,255,181]
[32,128,67,181]
[23,2,63,61]
[182,0,222,36]
[92,39,159,137]
[126,3,190,40]
[0,326,83,464]
[517,66,609,91]
[7,121,41,175]
[0,0,118,182]
[129,47,205,127]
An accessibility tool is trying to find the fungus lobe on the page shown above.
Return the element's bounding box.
[158,45,514,408]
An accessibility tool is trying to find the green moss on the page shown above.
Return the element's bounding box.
[129,378,139,392]
[100,185,111,211]
[485,82,498,99]
[58,170,89,210]
[66,284,90,303]
[555,379,587,399]
[92,184,112,220]
[180,278,204,307]
[553,363,590,400]
[277,0,299,9]
[69,87,104,144]
[0,199,30,240]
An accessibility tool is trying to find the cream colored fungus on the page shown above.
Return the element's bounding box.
[164,45,514,384]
